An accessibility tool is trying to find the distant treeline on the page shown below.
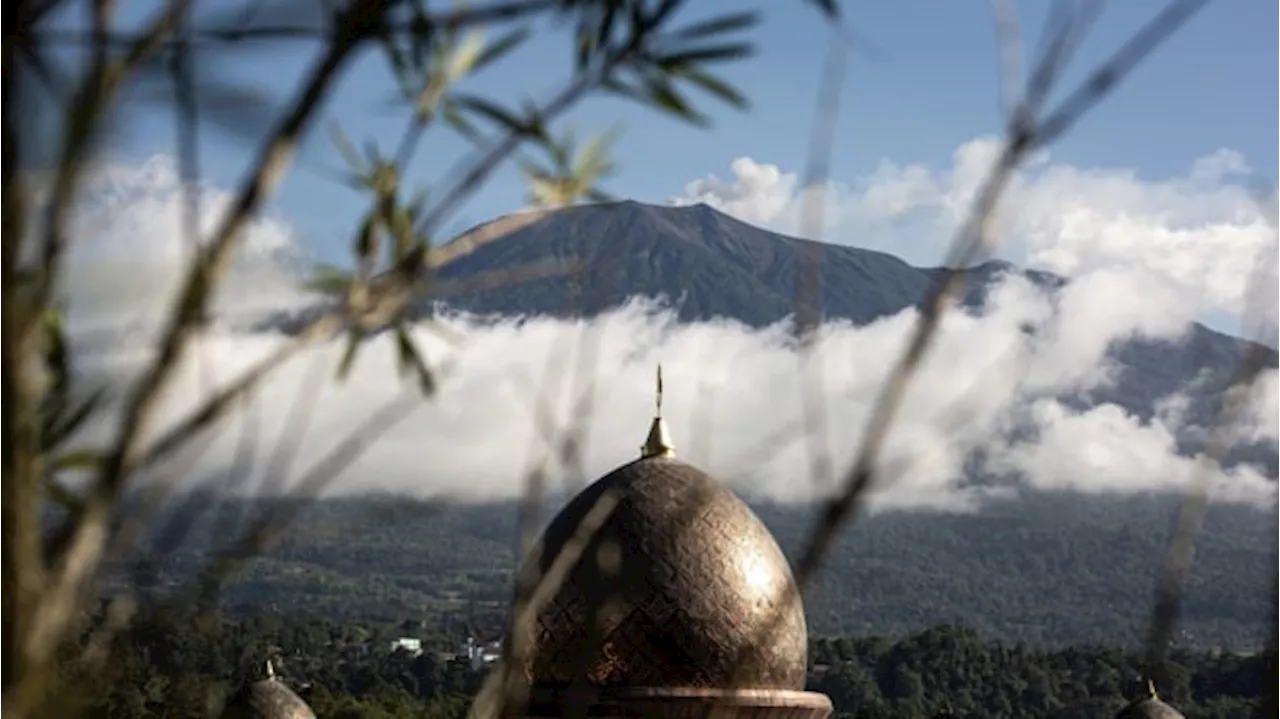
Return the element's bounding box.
[52,609,1274,718]
[119,492,1278,648]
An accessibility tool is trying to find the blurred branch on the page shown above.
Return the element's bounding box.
[706,2,1217,707]
[1142,179,1280,680]
[794,0,1212,593]
[795,25,851,496]
[1,24,42,718]
[24,0,390,699]
[36,0,563,47]
[37,0,195,313]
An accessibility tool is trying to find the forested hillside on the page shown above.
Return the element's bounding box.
[58,611,1274,718]
[123,491,1277,650]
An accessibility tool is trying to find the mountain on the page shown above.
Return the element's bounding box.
[265,200,1276,473]
[131,201,1278,648]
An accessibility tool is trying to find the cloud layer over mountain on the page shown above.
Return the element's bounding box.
[673,138,1278,326]
[59,143,1278,510]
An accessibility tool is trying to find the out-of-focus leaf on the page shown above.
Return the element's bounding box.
[42,307,70,397]
[647,0,685,33]
[337,331,364,381]
[45,478,85,512]
[671,11,760,40]
[356,212,380,271]
[304,264,355,295]
[49,449,104,474]
[442,101,482,142]
[642,77,705,125]
[573,125,621,179]
[44,388,109,451]
[673,66,748,109]
[805,0,842,19]
[453,95,540,137]
[472,26,531,74]
[393,324,436,396]
[519,125,620,209]
[600,76,647,104]
[585,188,616,204]
[659,43,754,67]
[448,31,488,82]
[329,123,366,174]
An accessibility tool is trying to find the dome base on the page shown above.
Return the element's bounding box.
[508,685,832,718]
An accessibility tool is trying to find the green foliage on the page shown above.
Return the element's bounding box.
[56,610,1271,718]
[125,493,1276,650]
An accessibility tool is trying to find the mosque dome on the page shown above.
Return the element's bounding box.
[508,367,810,692]
[1113,680,1184,719]
[220,661,316,719]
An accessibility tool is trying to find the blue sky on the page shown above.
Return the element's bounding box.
[93,0,1277,267]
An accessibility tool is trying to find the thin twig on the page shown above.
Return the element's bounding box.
[795,25,851,497]
[713,0,1215,697]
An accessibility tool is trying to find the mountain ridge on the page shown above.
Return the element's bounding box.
[429,201,1275,458]
[259,200,1276,473]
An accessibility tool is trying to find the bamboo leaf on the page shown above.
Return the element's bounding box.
[671,11,760,41]
[454,95,536,137]
[448,30,489,82]
[659,43,754,67]
[674,66,748,109]
[442,100,482,142]
[303,265,355,295]
[328,123,366,174]
[643,77,706,125]
[45,478,85,512]
[44,388,109,450]
[394,324,436,396]
[471,26,530,74]
[49,449,104,474]
[337,331,364,381]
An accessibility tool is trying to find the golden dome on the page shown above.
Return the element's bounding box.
[221,660,316,719]
[510,368,808,691]
[1114,680,1184,719]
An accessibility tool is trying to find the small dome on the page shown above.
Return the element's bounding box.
[511,455,809,691]
[221,662,316,719]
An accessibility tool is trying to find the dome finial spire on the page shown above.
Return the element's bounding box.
[656,363,664,416]
[1146,678,1157,698]
[640,365,675,459]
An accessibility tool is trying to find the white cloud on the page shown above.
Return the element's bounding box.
[671,138,1276,317]
[53,154,310,334]
[69,295,1275,511]
[677,157,798,226]
[51,152,1278,517]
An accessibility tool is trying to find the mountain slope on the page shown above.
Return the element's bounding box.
[430,200,937,325]
[416,201,1277,469]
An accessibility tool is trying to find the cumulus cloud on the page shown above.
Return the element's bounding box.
[51,154,310,334]
[671,138,1276,317]
[55,150,1278,514]
[71,295,1276,511]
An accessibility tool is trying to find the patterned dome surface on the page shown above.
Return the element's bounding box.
[221,675,315,719]
[1114,696,1185,719]
[512,456,808,690]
